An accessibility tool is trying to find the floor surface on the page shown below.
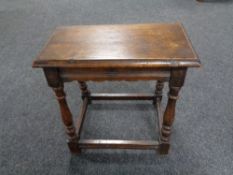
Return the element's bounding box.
[0,0,233,174]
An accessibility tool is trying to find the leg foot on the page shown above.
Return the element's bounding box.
[67,141,81,154]
[159,143,170,154]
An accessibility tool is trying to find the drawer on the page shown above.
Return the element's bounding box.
[59,68,170,82]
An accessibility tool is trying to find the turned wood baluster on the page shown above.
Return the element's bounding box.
[78,81,91,104]
[43,68,80,154]
[154,80,165,103]
[160,68,187,154]
[78,81,90,99]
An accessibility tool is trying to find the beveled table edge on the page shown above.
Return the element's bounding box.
[32,59,201,68]
[32,22,201,69]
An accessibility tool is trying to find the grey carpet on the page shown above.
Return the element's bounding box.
[0,0,233,174]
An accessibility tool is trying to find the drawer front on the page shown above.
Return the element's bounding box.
[59,68,170,82]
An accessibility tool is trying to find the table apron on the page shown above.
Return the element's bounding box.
[59,68,170,82]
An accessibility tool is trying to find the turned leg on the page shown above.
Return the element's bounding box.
[44,68,80,154]
[78,81,90,100]
[159,68,187,154]
[154,80,165,104]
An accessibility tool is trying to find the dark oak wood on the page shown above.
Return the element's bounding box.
[33,23,200,68]
[60,68,170,82]
[78,140,159,149]
[154,80,165,103]
[154,99,162,135]
[160,68,187,154]
[90,93,155,100]
[78,81,90,99]
[33,23,201,155]
[43,68,80,154]
[76,97,88,138]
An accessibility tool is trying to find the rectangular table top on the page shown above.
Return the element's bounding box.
[33,23,200,68]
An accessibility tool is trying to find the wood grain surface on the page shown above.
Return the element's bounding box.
[33,23,200,68]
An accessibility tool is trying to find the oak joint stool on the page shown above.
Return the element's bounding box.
[33,23,201,155]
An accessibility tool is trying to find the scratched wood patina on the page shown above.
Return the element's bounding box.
[33,23,201,155]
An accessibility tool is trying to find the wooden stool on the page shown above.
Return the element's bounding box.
[33,23,201,155]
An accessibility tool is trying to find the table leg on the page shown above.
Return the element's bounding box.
[159,68,187,154]
[78,81,90,99]
[154,80,165,103]
[43,68,80,154]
